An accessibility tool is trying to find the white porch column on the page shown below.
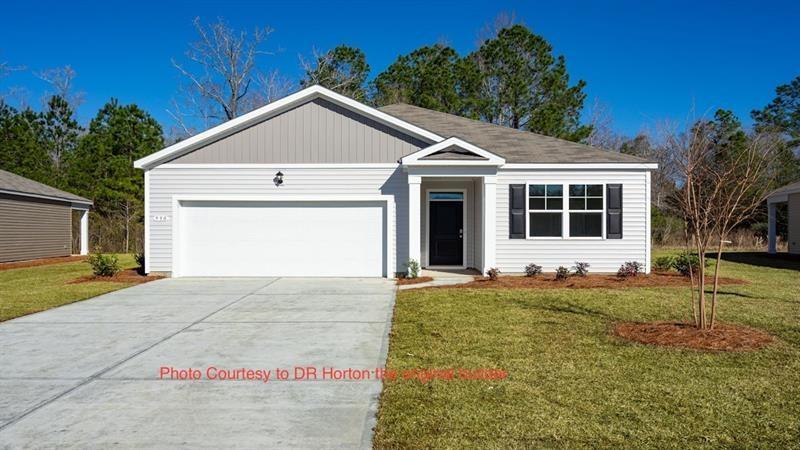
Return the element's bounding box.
[408,175,422,269]
[768,202,777,254]
[79,209,89,255]
[482,176,497,274]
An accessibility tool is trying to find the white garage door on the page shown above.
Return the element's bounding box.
[176,200,386,277]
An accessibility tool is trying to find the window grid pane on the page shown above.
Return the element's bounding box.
[529,184,563,212]
[569,184,603,211]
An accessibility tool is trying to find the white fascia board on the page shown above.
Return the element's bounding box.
[0,189,92,207]
[134,85,443,170]
[401,137,506,166]
[156,163,400,170]
[501,163,659,170]
[767,193,789,204]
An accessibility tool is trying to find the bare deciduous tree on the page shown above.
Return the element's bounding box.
[36,65,85,107]
[584,98,625,150]
[670,122,781,329]
[476,11,519,45]
[170,17,290,134]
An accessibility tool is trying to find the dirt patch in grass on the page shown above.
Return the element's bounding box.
[68,269,163,285]
[0,255,86,271]
[613,321,775,352]
[434,273,748,289]
[396,276,434,286]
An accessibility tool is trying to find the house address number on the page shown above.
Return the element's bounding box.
[152,215,170,222]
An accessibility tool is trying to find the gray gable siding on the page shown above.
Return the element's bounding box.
[168,98,427,164]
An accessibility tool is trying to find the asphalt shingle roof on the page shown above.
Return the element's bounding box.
[0,169,91,204]
[380,103,651,164]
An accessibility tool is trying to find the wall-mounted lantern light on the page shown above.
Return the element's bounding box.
[274,171,284,186]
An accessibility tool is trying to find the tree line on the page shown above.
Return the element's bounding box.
[1,16,799,252]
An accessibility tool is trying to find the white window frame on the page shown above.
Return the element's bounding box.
[526,183,565,239]
[525,182,607,240]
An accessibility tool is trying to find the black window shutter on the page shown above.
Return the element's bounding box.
[606,184,623,239]
[509,184,526,239]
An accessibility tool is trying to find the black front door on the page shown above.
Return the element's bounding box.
[429,200,463,266]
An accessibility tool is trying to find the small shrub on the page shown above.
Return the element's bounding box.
[573,262,590,277]
[653,255,674,272]
[617,261,643,278]
[487,267,501,281]
[134,252,145,275]
[405,259,420,279]
[87,252,120,277]
[673,252,708,277]
[555,266,570,281]
[524,263,543,277]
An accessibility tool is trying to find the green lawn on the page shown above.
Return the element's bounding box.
[0,254,137,322]
[374,252,800,448]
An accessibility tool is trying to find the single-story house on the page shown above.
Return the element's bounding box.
[0,169,91,262]
[134,86,656,278]
[767,180,800,254]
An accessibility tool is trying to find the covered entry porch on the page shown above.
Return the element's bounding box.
[403,137,505,275]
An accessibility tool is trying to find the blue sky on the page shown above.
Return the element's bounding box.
[1,0,798,136]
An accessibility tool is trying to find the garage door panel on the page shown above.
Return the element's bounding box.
[178,201,385,277]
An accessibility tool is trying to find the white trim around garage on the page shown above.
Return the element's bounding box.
[170,194,396,278]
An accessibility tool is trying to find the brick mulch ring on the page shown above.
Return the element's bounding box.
[396,276,434,286]
[436,272,748,289]
[613,321,775,352]
[0,255,87,271]
[68,269,164,285]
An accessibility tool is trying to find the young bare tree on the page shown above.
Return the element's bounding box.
[36,65,85,107]
[670,117,781,329]
[583,98,625,150]
[170,17,289,133]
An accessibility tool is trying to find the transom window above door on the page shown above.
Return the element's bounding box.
[430,192,464,200]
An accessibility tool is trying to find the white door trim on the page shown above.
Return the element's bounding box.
[424,189,467,269]
[170,194,395,278]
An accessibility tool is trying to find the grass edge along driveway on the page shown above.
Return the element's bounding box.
[0,254,137,322]
[373,251,800,448]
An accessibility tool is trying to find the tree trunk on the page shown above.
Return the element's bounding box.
[710,238,724,329]
[695,237,707,329]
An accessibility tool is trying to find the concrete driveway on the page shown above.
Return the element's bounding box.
[0,277,395,449]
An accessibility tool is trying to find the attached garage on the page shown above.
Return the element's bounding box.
[171,197,394,277]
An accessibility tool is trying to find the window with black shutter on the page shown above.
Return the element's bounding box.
[606,184,623,239]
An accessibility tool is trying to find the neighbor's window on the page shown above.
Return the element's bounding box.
[529,184,563,237]
[569,184,603,237]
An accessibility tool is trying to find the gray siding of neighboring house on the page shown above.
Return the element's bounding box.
[168,98,428,164]
[0,193,71,262]
[790,193,800,254]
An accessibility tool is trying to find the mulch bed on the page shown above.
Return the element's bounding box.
[396,276,434,286]
[0,255,86,271]
[437,272,748,289]
[68,269,164,285]
[613,321,775,352]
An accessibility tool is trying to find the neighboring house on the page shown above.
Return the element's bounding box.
[0,169,91,262]
[134,86,656,278]
[767,180,800,254]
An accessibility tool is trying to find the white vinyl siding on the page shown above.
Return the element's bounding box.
[497,170,649,273]
[147,166,407,274]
